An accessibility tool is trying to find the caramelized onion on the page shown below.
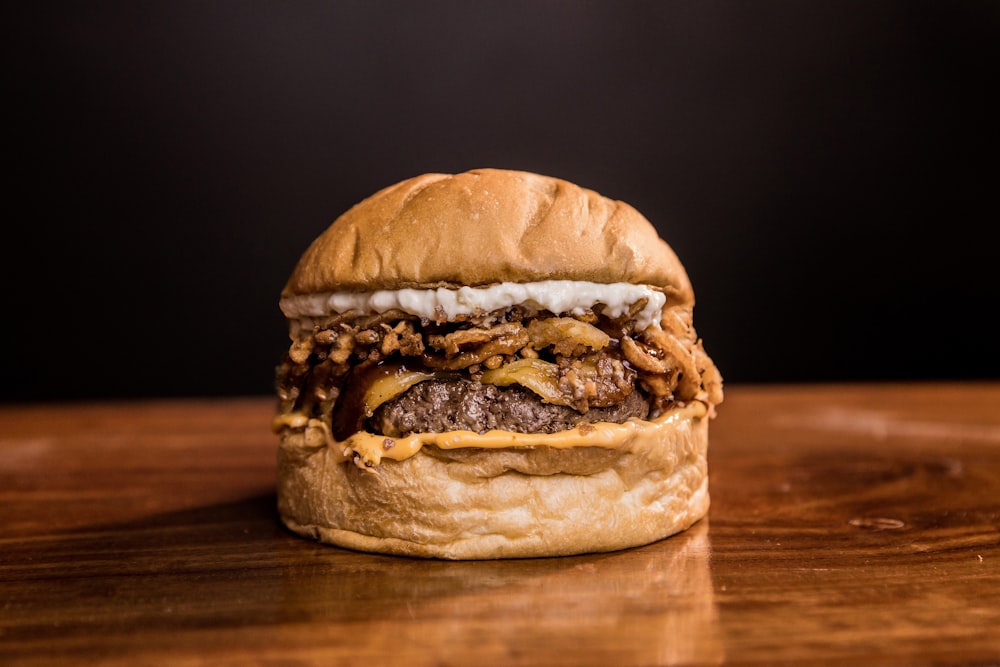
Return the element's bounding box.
[526,317,610,355]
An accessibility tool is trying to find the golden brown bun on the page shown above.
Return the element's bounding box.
[276,406,709,560]
[282,168,693,305]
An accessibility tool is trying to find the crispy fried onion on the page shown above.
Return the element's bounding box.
[427,322,525,356]
[636,306,723,407]
[423,324,529,370]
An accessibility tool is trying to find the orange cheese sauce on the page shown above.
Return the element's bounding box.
[278,401,707,468]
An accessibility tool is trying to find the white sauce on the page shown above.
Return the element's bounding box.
[280,280,666,331]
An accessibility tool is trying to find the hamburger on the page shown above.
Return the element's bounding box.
[273,168,723,559]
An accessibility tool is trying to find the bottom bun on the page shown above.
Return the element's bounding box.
[276,404,710,560]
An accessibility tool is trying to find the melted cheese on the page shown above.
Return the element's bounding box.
[282,402,707,468]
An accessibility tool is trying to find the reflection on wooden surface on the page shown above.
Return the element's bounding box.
[273,521,722,666]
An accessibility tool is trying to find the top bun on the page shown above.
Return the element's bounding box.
[282,169,693,305]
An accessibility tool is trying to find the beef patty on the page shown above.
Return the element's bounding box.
[370,378,650,437]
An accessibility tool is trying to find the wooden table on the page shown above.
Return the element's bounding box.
[2,383,999,665]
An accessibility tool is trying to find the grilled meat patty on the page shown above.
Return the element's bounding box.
[370,378,650,437]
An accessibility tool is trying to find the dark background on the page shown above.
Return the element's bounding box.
[4,1,998,403]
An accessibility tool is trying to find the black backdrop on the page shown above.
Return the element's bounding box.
[4,1,998,402]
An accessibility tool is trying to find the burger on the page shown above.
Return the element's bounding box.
[273,168,723,559]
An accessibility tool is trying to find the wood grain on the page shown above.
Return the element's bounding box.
[1,383,999,665]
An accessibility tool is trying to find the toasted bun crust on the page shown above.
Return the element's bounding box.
[276,408,709,560]
[282,168,693,304]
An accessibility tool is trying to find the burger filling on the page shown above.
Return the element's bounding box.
[274,285,722,443]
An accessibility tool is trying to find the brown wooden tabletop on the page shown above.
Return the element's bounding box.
[2,382,999,666]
